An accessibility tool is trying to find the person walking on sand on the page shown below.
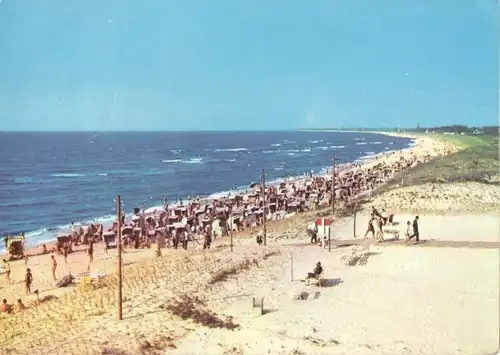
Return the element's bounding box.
[51,255,57,281]
[25,268,32,295]
[404,221,414,244]
[2,259,11,284]
[364,214,375,239]
[375,215,384,242]
[87,241,94,263]
[412,216,420,242]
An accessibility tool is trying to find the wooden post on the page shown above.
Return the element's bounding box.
[332,157,336,216]
[261,168,267,246]
[116,195,123,321]
[353,203,357,238]
[290,252,293,282]
[322,218,326,249]
[230,210,234,252]
[328,222,331,252]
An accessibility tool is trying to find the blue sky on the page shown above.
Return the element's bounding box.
[0,0,497,131]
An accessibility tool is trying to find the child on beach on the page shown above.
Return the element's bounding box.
[2,259,11,284]
[1,299,11,313]
[13,299,26,313]
[25,268,32,294]
[87,241,94,263]
[63,244,68,263]
[51,255,57,281]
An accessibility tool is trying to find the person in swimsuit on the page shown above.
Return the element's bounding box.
[2,259,11,284]
[25,268,32,295]
[87,241,94,263]
[51,255,57,281]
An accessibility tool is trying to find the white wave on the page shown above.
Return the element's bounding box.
[98,173,108,176]
[318,146,329,150]
[271,143,281,147]
[301,148,311,152]
[210,148,248,152]
[331,145,346,149]
[183,158,203,164]
[354,137,366,141]
[225,159,236,162]
[274,167,284,171]
[284,149,300,153]
[307,140,323,144]
[355,142,367,145]
[51,173,87,178]
[170,149,184,154]
[262,150,275,154]
[389,142,394,145]
[288,152,296,156]
[369,141,382,144]
[162,159,182,163]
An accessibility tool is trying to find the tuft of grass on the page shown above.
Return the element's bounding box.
[166,295,239,330]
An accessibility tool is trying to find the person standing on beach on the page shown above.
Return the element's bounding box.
[363,214,375,239]
[63,243,68,263]
[25,268,32,295]
[203,229,212,250]
[87,241,94,263]
[412,216,420,243]
[2,259,11,284]
[172,230,179,249]
[51,255,57,281]
[404,221,414,244]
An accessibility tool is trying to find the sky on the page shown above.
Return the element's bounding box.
[0,0,498,131]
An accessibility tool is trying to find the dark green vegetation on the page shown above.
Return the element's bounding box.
[382,134,499,191]
[301,125,499,136]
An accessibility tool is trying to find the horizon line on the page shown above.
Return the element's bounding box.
[0,125,497,134]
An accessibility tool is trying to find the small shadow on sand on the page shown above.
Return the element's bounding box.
[379,236,400,243]
[263,308,278,315]
[320,278,343,287]
[336,243,355,248]
[407,239,431,246]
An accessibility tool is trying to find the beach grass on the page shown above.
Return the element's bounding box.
[380,134,499,190]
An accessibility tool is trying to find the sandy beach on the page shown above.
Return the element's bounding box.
[1,131,499,355]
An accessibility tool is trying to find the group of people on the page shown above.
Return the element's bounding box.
[364,206,392,242]
[363,206,420,244]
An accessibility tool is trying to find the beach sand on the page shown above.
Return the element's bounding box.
[1,132,499,355]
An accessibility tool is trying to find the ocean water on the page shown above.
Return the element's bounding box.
[0,131,413,250]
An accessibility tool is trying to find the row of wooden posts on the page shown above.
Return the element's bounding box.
[113,157,339,320]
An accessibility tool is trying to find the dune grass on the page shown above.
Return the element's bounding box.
[381,134,499,191]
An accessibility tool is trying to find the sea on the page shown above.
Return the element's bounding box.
[0,131,413,252]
